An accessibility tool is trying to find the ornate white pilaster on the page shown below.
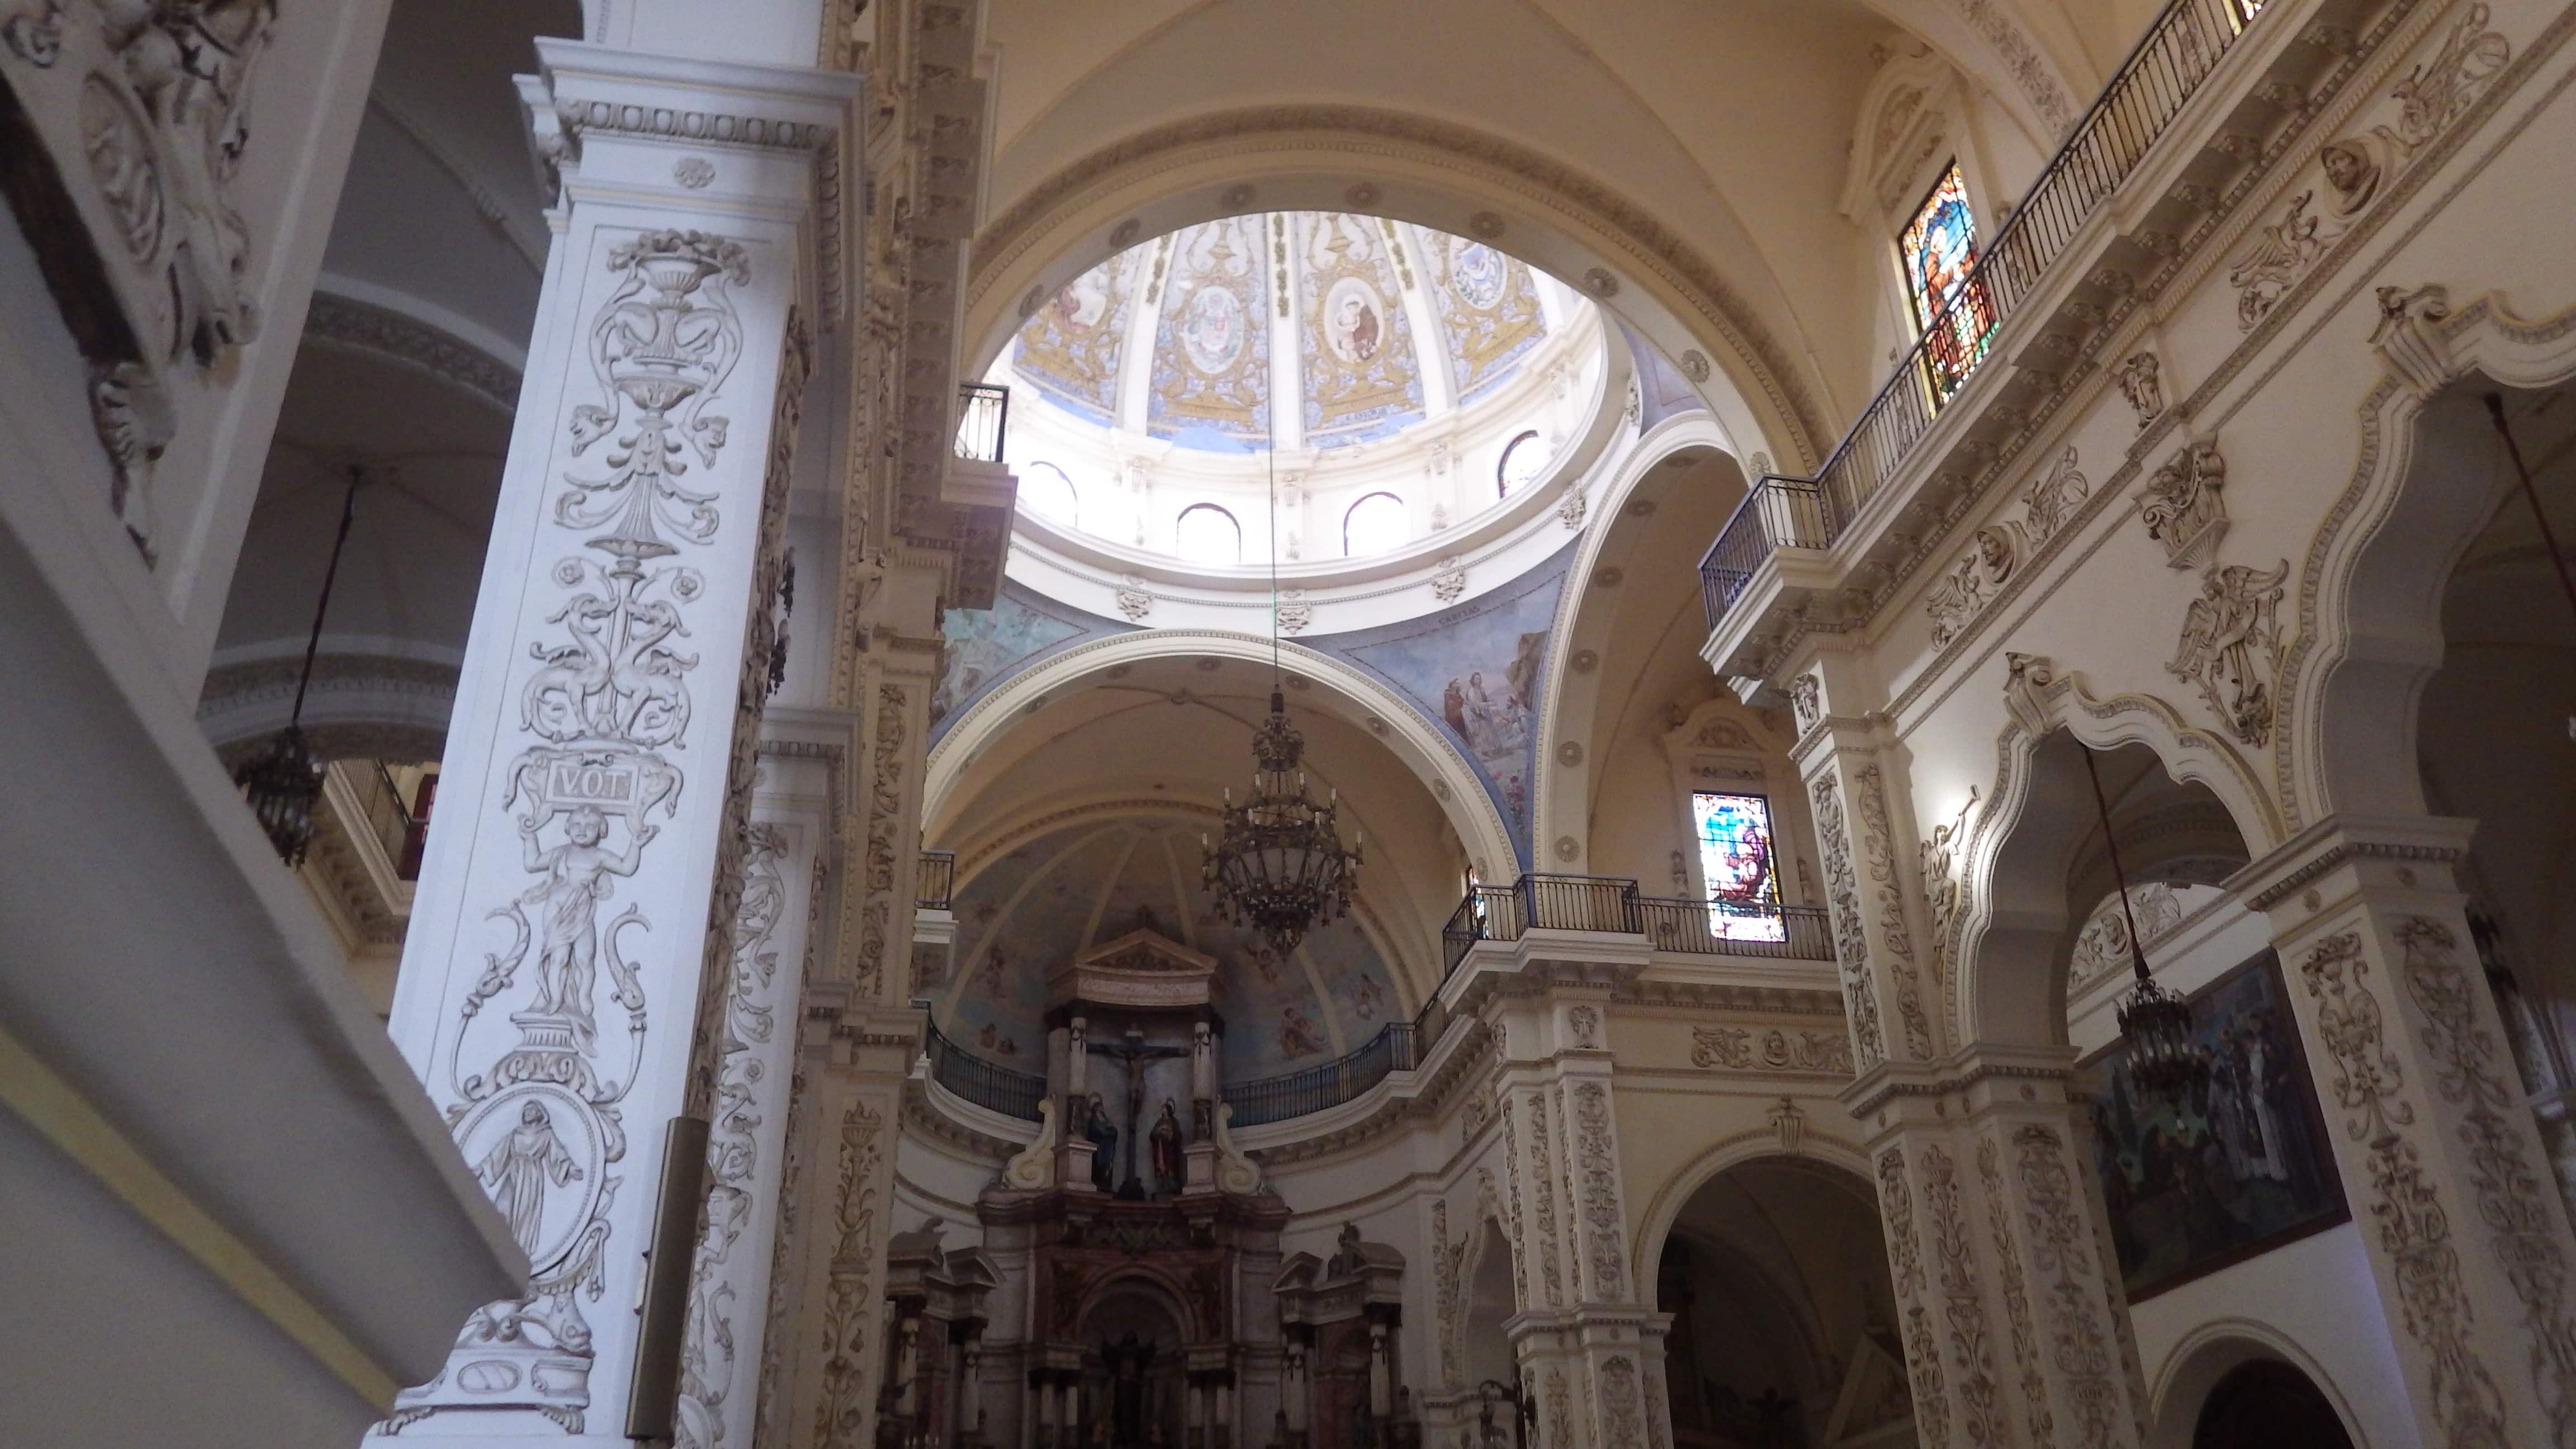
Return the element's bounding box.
[1789,658,1945,1073]
[1846,1048,2153,1449]
[2237,816,2576,1449]
[1487,989,1671,1449]
[375,42,856,1442]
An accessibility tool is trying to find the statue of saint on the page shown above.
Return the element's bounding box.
[477,1100,583,1256]
[1149,1099,1185,1197]
[1085,1092,1119,1194]
[518,805,654,1048]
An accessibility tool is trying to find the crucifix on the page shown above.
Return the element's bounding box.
[1087,1026,1190,1197]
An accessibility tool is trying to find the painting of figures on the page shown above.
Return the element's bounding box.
[2083,951,2346,1300]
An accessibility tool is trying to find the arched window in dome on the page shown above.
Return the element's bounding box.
[1497,430,1547,498]
[1343,491,1408,557]
[1174,503,1242,565]
[1898,162,1997,404]
[1020,461,1078,529]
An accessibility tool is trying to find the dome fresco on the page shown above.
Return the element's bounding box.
[993,212,1601,571]
[1011,212,1552,453]
[926,816,1405,1082]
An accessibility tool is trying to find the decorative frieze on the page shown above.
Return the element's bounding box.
[1688,1024,1853,1075]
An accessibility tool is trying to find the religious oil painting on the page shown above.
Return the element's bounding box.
[2083,951,2346,1300]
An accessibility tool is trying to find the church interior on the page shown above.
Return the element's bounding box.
[4,2,2576,1447]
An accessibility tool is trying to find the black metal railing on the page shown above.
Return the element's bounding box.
[924,1018,1046,1121]
[1701,0,2271,631]
[1443,872,1836,970]
[1227,1013,1428,1128]
[917,849,955,910]
[955,381,1009,463]
[1637,897,1834,960]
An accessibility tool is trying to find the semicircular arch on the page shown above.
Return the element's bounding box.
[962,108,1825,477]
[1625,1128,1876,1303]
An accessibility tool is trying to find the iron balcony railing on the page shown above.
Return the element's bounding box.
[1700,0,2271,631]
[955,381,1009,464]
[923,1016,1048,1121]
[1227,992,1455,1128]
[1443,872,1835,976]
[917,849,955,910]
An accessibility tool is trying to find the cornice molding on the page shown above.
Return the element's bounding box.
[302,293,521,414]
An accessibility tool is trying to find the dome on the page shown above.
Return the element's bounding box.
[990,213,1612,581]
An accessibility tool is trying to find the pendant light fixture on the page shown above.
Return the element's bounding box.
[234,465,362,867]
[1202,430,1363,953]
[2084,746,2202,1098]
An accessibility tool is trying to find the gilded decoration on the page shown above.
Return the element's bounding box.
[1148,216,1271,443]
[1013,247,1131,423]
[1428,228,1547,400]
[1298,211,1424,445]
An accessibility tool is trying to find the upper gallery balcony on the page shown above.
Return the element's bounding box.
[1698,0,2365,683]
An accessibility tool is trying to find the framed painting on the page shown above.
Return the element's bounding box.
[2081,950,2347,1301]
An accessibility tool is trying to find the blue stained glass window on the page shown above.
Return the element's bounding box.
[1899,163,1999,403]
[1693,791,1784,942]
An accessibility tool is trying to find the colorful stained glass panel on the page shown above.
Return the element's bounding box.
[1693,792,1784,942]
[1899,163,1999,402]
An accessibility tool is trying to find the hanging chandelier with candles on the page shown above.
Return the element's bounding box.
[1204,690,1363,954]
[235,465,364,868]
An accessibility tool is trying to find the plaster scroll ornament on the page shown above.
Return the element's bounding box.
[1002,1097,1059,1190]
[1923,525,2021,648]
[1432,558,1466,603]
[1918,787,1977,1009]
[1770,1097,1806,1154]
[1788,671,1821,733]
[2001,651,2059,737]
[2020,446,2090,542]
[2115,352,2165,428]
[1559,486,1588,530]
[1211,1102,1262,1194]
[2068,883,2184,996]
[2228,190,2323,329]
[1567,1003,1601,1049]
[1811,774,1887,1070]
[2369,284,2457,393]
[1114,576,1153,622]
[2134,438,2228,570]
[2167,559,2289,747]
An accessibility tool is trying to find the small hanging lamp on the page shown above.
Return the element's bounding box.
[2084,747,2201,1098]
[234,465,363,867]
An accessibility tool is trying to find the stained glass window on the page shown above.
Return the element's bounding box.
[1692,791,1784,942]
[1899,163,1998,404]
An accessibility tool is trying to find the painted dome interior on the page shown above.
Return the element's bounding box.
[991,212,1607,568]
[926,815,1408,1082]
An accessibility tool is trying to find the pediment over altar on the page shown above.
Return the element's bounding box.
[1048,928,1218,1011]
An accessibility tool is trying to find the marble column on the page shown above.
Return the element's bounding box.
[376,40,855,1443]
[2238,816,2576,1449]
[1489,990,1672,1449]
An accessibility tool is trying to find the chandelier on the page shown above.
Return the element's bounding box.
[1204,690,1363,954]
[2084,747,2203,1099]
[236,465,364,867]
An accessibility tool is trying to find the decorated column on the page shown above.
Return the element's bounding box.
[375,41,856,1441]
[1487,988,1671,1449]
[1848,1049,2155,1449]
[2239,816,2576,1449]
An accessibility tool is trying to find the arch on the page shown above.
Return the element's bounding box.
[196,647,460,769]
[1456,1215,1515,1390]
[960,107,1824,477]
[2279,291,2576,826]
[2147,1321,2371,1449]
[1953,724,2258,1048]
[1942,657,2287,1046]
[1174,503,1243,565]
[1342,491,1408,557]
[1527,409,1745,870]
[1626,1126,1874,1299]
[925,629,1522,892]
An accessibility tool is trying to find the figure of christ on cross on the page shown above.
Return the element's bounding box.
[1087,1027,1191,1198]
